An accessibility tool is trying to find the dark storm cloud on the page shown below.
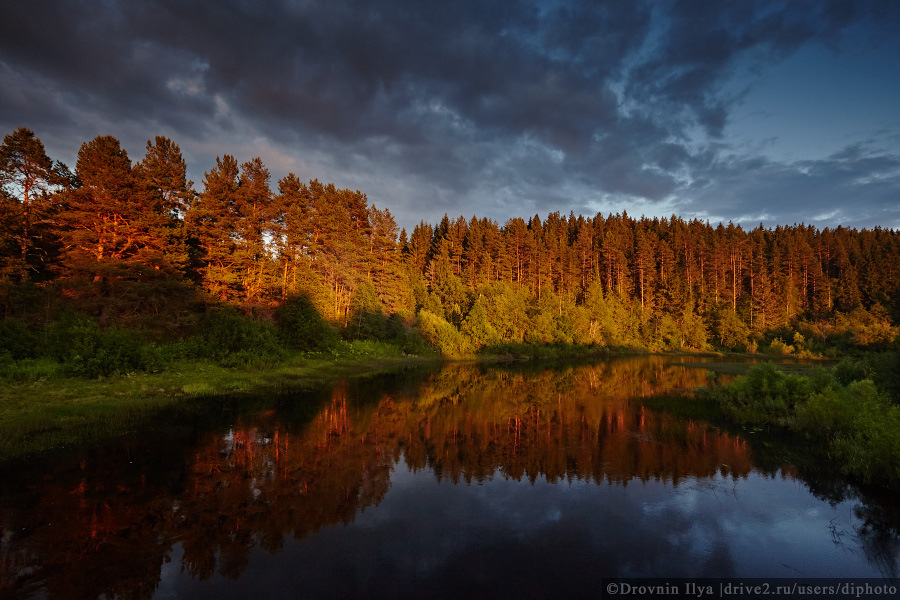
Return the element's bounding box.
[683,142,900,228]
[624,0,873,137]
[0,0,897,228]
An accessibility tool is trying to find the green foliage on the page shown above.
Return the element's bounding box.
[708,361,900,487]
[417,309,472,356]
[527,291,577,345]
[461,300,500,348]
[793,379,868,436]
[706,362,815,425]
[605,292,642,348]
[715,307,749,350]
[525,293,557,345]
[795,379,900,485]
[329,339,404,359]
[195,307,284,367]
[657,313,681,350]
[582,283,644,348]
[832,351,900,402]
[680,300,709,350]
[44,311,161,377]
[0,318,38,359]
[432,260,470,325]
[768,337,794,355]
[383,314,433,355]
[277,294,336,350]
[833,356,871,386]
[346,279,388,340]
[837,306,898,349]
[0,357,62,382]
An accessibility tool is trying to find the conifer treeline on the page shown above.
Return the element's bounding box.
[1,127,898,352]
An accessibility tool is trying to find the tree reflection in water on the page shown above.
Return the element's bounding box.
[0,357,897,598]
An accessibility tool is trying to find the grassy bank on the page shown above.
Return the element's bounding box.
[0,338,659,462]
[0,347,441,462]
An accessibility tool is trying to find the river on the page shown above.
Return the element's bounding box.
[1,356,897,598]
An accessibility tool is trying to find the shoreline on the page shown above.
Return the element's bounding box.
[0,347,839,463]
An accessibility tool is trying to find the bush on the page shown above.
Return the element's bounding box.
[768,337,794,355]
[277,294,336,350]
[707,362,814,425]
[0,318,39,359]
[808,380,900,485]
[195,307,284,366]
[45,312,154,377]
[417,309,472,356]
[708,362,900,487]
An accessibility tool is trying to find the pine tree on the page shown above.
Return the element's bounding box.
[234,157,274,305]
[57,135,187,321]
[61,136,174,270]
[134,136,192,274]
[188,155,241,301]
[0,127,69,281]
[368,205,413,313]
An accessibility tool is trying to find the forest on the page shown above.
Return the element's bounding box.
[1,126,899,375]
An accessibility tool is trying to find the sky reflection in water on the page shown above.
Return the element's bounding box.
[154,461,883,600]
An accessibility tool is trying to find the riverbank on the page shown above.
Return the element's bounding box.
[0,350,444,462]
[1,344,890,466]
[0,342,675,461]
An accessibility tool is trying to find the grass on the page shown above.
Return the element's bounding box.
[0,348,440,462]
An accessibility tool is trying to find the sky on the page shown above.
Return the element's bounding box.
[1,0,898,232]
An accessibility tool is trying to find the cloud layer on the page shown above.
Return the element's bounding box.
[1,0,898,230]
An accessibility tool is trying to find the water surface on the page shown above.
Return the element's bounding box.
[1,357,897,598]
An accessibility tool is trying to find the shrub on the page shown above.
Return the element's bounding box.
[818,381,900,485]
[768,337,794,355]
[707,362,813,425]
[277,294,336,350]
[708,361,900,487]
[833,357,871,386]
[196,307,284,366]
[417,309,472,356]
[0,318,39,359]
[45,312,153,377]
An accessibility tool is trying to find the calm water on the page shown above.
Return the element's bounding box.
[1,357,898,599]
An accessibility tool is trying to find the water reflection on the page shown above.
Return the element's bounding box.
[1,357,897,598]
